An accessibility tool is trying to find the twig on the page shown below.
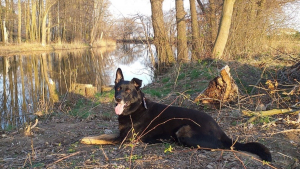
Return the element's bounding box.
[22,153,32,168]
[277,152,294,159]
[233,152,246,169]
[262,118,281,128]
[100,146,109,161]
[239,94,266,102]
[139,96,179,139]
[119,127,133,149]
[174,63,183,90]
[269,129,300,136]
[46,151,81,167]
[230,136,239,150]
[250,66,267,95]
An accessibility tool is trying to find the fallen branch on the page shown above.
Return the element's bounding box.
[269,129,300,136]
[242,109,300,123]
[46,151,81,168]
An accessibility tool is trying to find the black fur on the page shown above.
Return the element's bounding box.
[113,68,272,162]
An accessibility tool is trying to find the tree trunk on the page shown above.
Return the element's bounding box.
[41,0,57,46]
[18,0,22,43]
[25,0,30,41]
[38,0,44,41]
[31,0,37,42]
[41,14,47,46]
[150,0,174,68]
[209,0,217,46]
[47,11,51,44]
[9,0,13,42]
[176,0,188,62]
[57,0,61,44]
[5,0,11,43]
[189,0,201,61]
[2,21,9,43]
[212,0,236,59]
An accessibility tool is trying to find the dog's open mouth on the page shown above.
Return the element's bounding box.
[115,103,127,115]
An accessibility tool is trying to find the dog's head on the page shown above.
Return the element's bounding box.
[114,68,144,116]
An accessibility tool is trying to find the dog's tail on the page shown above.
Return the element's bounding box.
[234,142,272,162]
[222,135,272,162]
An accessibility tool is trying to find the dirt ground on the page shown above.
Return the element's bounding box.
[1,61,300,169]
[0,97,299,169]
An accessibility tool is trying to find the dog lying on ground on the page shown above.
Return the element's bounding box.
[81,68,272,162]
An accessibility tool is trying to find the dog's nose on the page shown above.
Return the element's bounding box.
[115,95,122,102]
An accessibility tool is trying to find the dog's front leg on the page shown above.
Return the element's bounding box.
[80,133,122,145]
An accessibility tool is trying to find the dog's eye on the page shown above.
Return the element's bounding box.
[125,88,131,93]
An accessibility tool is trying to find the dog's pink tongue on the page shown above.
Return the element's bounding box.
[115,103,125,115]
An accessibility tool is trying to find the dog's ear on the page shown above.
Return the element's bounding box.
[131,78,142,90]
[115,68,124,84]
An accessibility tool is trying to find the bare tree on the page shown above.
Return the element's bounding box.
[41,0,57,46]
[176,0,188,62]
[18,0,22,43]
[150,0,174,67]
[189,0,202,60]
[212,0,236,58]
[90,0,111,46]
[25,0,30,41]
[209,0,218,46]
[31,0,38,42]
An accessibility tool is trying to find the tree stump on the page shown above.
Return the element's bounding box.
[194,65,238,104]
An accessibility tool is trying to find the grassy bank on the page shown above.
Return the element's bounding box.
[0,39,116,56]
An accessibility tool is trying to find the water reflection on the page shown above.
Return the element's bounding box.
[0,44,153,130]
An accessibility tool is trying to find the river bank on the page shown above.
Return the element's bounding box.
[0,39,117,56]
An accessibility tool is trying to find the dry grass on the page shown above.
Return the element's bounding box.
[0,39,116,56]
[0,42,88,56]
[268,39,300,55]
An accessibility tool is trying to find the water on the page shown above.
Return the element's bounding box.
[0,44,154,130]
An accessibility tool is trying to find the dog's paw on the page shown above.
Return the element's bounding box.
[80,134,120,145]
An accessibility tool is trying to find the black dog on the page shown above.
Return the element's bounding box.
[81,68,272,162]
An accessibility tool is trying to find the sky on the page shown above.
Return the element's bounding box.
[109,0,189,18]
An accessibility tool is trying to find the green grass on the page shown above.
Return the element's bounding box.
[68,142,79,153]
[144,62,221,98]
[30,162,45,168]
[177,73,186,80]
[165,82,173,88]
[4,124,16,131]
[162,77,170,83]
[95,90,115,103]
[69,98,94,118]
[100,112,114,121]
[143,88,162,98]
[252,116,272,125]
[68,90,115,119]
[190,69,200,79]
